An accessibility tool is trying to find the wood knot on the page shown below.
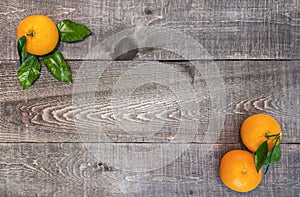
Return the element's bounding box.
[97,162,113,172]
[144,8,152,15]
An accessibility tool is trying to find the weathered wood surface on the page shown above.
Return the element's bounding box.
[0,143,299,197]
[0,61,299,144]
[1,0,300,60]
[0,60,299,196]
[0,0,300,196]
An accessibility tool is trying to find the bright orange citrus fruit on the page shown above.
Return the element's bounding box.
[17,14,59,56]
[219,150,262,193]
[240,114,282,152]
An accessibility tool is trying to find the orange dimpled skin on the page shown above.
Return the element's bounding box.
[240,114,282,152]
[17,14,59,56]
[219,150,262,193]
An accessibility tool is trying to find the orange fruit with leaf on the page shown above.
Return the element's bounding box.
[219,114,282,192]
[241,113,282,174]
[17,14,59,56]
[16,14,92,89]
[240,114,282,152]
[219,150,262,192]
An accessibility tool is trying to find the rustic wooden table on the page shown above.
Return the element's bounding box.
[0,0,299,196]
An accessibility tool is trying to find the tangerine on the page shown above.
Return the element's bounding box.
[17,14,59,56]
[219,150,262,192]
[240,114,282,152]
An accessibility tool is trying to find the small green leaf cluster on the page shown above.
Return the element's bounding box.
[17,19,92,89]
[255,133,281,174]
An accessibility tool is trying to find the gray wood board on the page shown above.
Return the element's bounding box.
[1,0,300,60]
[0,143,299,197]
[0,1,299,196]
[0,60,299,143]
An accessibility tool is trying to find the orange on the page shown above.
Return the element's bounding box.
[17,14,59,56]
[240,114,282,152]
[219,150,262,192]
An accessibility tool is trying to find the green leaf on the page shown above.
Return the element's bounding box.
[18,54,41,90]
[18,36,26,64]
[263,135,282,174]
[254,141,268,173]
[56,20,92,42]
[264,144,281,165]
[263,144,282,174]
[43,50,72,83]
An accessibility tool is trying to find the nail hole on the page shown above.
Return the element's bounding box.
[144,8,152,15]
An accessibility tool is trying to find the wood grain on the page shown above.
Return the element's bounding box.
[0,143,299,197]
[1,0,300,60]
[0,60,299,143]
[0,1,299,196]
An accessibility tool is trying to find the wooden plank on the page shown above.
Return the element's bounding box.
[0,60,299,143]
[0,143,299,196]
[1,0,300,60]
[1,1,298,197]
